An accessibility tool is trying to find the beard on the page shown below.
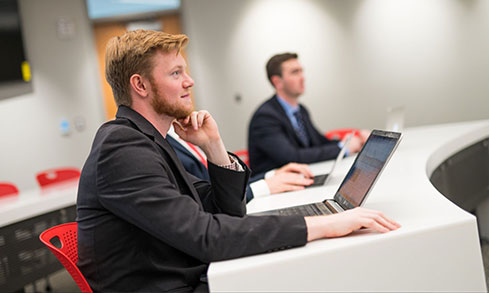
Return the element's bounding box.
[149,78,194,119]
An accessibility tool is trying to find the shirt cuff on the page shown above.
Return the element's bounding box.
[249,179,271,198]
[337,141,349,156]
[219,154,245,172]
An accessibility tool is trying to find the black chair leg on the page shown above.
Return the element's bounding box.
[45,276,52,292]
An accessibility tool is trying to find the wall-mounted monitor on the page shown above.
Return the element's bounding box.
[0,0,32,100]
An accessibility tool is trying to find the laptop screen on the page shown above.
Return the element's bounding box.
[333,130,401,210]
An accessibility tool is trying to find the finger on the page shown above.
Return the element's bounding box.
[172,121,187,133]
[286,164,314,178]
[282,184,305,192]
[365,220,390,233]
[191,112,199,130]
[197,111,206,127]
[379,214,401,229]
[361,209,401,229]
[286,176,313,186]
[298,165,314,178]
[182,115,191,125]
[176,116,191,128]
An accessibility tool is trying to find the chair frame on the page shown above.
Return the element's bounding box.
[0,182,19,197]
[39,222,92,293]
[35,167,81,188]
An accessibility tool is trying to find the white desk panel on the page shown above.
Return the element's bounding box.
[208,120,489,292]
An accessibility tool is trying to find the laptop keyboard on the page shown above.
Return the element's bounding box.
[306,174,329,188]
[274,203,333,216]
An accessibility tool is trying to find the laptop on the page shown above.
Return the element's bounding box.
[385,106,405,132]
[307,133,353,188]
[252,130,402,216]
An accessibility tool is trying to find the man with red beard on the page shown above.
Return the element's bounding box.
[76,30,399,293]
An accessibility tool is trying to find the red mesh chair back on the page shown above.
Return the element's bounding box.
[39,222,92,293]
[233,150,249,166]
[36,167,81,188]
[0,182,19,197]
[325,128,359,141]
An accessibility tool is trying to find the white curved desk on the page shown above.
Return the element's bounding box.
[208,120,489,292]
[0,180,78,228]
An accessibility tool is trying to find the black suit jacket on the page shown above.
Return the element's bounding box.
[76,106,307,292]
[248,95,341,174]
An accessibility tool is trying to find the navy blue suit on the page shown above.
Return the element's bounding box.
[248,95,341,174]
[166,135,210,181]
[166,135,261,202]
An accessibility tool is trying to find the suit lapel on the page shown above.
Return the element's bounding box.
[153,136,203,205]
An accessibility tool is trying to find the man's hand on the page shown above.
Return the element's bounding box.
[305,207,400,241]
[173,110,219,146]
[173,110,230,165]
[358,129,370,144]
[265,172,314,194]
[275,163,314,178]
[347,135,363,154]
[344,129,371,154]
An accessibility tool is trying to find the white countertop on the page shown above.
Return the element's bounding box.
[2,120,488,291]
[0,180,78,227]
[208,119,489,292]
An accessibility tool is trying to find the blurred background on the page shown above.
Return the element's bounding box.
[1,0,488,190]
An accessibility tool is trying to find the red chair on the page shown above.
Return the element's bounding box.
[39,222,92,293]
[325,128,360,141]
[0,182,19,197]
[36,167,81,188]
[233,150,249,166]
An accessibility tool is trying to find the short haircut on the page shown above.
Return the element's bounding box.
[105,29,189,107]
[266,52,298,86]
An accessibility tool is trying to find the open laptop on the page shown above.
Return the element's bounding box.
[385,106,405,132]
[306,133,353,188]
[252,130,402,216]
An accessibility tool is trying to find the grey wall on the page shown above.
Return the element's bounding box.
[181,0,489,151]
[2,0,488,189]
[0,0,104,190]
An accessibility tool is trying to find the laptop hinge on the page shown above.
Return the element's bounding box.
[325,200,345,213]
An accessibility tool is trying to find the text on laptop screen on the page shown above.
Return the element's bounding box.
[335,134,398,207]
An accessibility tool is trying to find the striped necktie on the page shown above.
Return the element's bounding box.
[293,110,310,147]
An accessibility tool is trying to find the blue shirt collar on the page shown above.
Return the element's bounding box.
[276,95,300,129]
[276,95,299,115]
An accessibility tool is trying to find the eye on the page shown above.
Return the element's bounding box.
[171,70,181,77]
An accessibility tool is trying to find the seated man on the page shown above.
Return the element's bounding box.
[166,130,315,202]
[76,30,399,292]
[248,52,368,174]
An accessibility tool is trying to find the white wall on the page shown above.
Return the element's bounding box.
[0,0,104,190]
[181,0,489,151]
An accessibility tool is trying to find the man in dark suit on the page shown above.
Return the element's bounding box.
[77,31,399,292]
[166,131,315,202]
[248,53,368,174]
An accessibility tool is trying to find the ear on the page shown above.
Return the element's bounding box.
[129,74,150,98]
[270,75,282,89]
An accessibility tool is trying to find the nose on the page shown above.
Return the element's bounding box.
[183,73,194,89]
